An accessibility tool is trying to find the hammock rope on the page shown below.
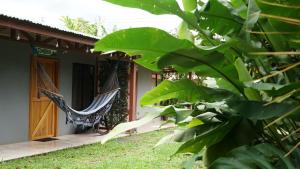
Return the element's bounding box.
[36,62,120,128]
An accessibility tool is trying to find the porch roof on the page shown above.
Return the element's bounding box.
[0,14,97,45]
[0,14,132,60]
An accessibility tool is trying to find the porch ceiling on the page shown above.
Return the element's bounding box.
[0,14,96,45]
[0,14,132,61]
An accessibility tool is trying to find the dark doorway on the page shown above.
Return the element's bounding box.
[72,63,95,110]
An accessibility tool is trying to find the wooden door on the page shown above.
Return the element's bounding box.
[29,56,58,140]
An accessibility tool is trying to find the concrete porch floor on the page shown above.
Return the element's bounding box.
[0,118,171,162]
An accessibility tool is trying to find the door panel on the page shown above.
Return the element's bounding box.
[29,56,58,140]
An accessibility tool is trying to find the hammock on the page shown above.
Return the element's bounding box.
[37,62,120,128]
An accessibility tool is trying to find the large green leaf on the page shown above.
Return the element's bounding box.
[264,82,300,97]
[156,46,245,95]
[216,77,241,95]
[103,0,200,34]
[244,81,285,91]
[244,82,300,100]
[234,58,261,100]
[230,0,247,19]
[157,49,225,72]
[196,0,243,36]
[181,152,203,169]
[259,18,289,51]
[95,28,244,93]
[234,58,252,82]
[228,101,296,120]
[210,143,295,169]
[173,114,223,143]
[140,79,239,106]
[245,0,299,51]
[101,106,177,144]
[104,0,181,15]
[161,108,194,125]
[182,0,197,12]
[175,118,239,154]
[94,28,193,71]
[239,0,263,53]
[243,0,260,32]
[178,21,193,41]
[256,0,300,33]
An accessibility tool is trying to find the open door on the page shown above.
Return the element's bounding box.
[29,56,58,140]
[72,63,95,111]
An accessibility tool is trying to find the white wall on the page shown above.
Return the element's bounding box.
[0,39,96,144]
[0,39,157,144]
[0,40,31,145]
[136,65,155,119]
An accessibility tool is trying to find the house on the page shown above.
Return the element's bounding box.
[0,14,154,145]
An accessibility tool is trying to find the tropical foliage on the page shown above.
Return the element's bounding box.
[95,0,300,168]
[61,16,118,38]
[61,16,99,36]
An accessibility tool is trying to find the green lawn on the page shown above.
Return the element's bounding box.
[0,129,200,169]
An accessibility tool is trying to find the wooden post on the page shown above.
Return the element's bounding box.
[10,29,16,40]
[155,73,158,87]
[128,62,137,121]
[188,72,193,80]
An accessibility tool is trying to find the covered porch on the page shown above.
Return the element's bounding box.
[0,15,145,145]
[0,118,168,162]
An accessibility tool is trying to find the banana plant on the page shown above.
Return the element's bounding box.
[95,0,300,168]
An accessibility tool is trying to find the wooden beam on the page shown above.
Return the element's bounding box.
[0,35,76,53]
[0,16,96,45]
[188,72,192,80]
[128,63,137,121]
[0,35,131,61]
[35,34,41,42]
[20,30,34,42]
[56,39,61,48]
[61,40,72,49]
[74,42,79,49]
[155,73,158,86]
[42,37,55,44]
[10,28,16,40]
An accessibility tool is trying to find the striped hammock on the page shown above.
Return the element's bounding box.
[37,62,120,128]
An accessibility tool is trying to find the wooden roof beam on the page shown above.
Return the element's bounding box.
[35,34,41,42]
[10,28,16,40]
[20,30,34,42]
[0,17,96,45]
[42,37,55,44]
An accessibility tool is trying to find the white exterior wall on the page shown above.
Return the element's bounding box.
[0,39,96,145]
[0,39,156,145]
[136,65,155,119]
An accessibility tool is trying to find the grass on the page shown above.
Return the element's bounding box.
[0,129,201,169]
